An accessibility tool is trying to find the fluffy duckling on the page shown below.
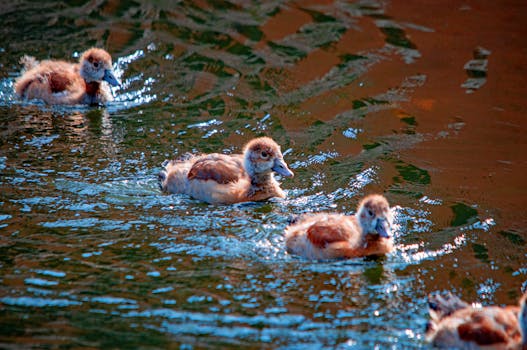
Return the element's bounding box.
[14,48,119,105]
[426,292,527,349]
[158,137,294,204]
[285,194,393,260]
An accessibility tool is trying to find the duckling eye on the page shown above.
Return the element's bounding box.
[368,209,374,216]
[93,62,99,68]
[261,151,268,158]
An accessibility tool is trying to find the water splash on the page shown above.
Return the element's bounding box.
[0,77,15,105]
[477,279,501,301]
[290,151,339,169]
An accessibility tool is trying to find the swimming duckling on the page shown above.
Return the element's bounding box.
[426,292,527,349]
[285,194,393,260]
[14,48,119,105]
[159,137,294,204]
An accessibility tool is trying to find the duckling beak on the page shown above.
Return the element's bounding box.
[272,158,294,177]
[103,69,120,87]
[375,219,391,238]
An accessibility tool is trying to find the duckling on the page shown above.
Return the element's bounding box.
[426,291,527,349]
[14,48,119,105]
[158,137,294,204]
[285,194,393,260]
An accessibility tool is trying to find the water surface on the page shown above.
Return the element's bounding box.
[1,0,526,348]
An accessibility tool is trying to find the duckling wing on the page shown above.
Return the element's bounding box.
[48,71,71,93]
[456,308,519,346]
[187,154,245,184]
[307,224,349,248]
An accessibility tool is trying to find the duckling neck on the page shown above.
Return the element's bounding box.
[85,81,101,96]
[246,173,276,201]
[250,172,273,188]
[353,214,369,239]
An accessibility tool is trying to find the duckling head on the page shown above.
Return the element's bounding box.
[356,194,392,238]
[520,293,527,346]
[243,137,294,178]
[79,48,120,86]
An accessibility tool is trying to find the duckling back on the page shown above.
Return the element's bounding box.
[15,60,85,104]
[426,292,525,349]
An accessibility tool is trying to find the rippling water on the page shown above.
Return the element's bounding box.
[1,1,526,348]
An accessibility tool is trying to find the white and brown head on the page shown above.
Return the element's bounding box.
[356,194,392,238]
[520,292,527,347]
[243,137,294,178]
[79,48,119,86]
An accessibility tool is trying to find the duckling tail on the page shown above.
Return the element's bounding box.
[15,56,41,98]
[158,170,167,191]
[287,214,300,225]
[20,55,39,72]
[428,292,470,321]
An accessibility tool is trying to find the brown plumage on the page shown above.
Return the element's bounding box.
[158,137,294,204]
[14,48,119,105]
[285,194,394,260]
[426,292,527,349]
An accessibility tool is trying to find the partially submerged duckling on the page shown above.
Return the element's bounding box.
[426,291,527,349]
[285,194,394,260]
[159,137,294,204]
[15,48,119,105]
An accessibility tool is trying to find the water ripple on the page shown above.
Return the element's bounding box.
[290,151,339,169]
[41,218,131,231]
[0,296,80,307]
[24,278,59,287]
